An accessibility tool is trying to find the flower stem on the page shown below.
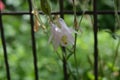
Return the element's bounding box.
[61,47,68,80]
[72,0,79,79]
[114,0,120,29]
[112,38,120,68]
[112,0,120,68]
[49,14,53,22]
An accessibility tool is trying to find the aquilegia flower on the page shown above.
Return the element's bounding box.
[0,0,5,11]
[49,18,75,50]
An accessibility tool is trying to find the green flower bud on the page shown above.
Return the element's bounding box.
[41,0,51,15]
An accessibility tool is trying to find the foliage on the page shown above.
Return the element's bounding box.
[0,0,120,80]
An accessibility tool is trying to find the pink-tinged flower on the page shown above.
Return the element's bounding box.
[48,23,61,50]
[57,18,75,46]
[49,18,75,50]
[0,0,5,11]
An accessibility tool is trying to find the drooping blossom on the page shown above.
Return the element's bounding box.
[0,0,5,11]
[49,18,75,50]
[48,23,61,50]
[57,18,75,46]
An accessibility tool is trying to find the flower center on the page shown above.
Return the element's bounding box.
[61,35,68,45]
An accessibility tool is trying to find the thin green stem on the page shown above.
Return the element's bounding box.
[61,47,68,80]
[32,0,46,30]
[114,0,120,29]
[73,0,77,20]
[32,0,36,9]
[79,11,85,26]
[67,62,78,80]
[56,51,63,61]
[72,0,85,79]
[72,0,79,79]
[49,14,53,22]
[112,0,120,68]
[73,34,79,79]
[112,39,120,68]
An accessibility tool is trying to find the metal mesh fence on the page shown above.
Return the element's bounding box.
[0,0,120,80]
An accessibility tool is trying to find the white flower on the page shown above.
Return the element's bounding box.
[57,18,75,46]
[48,23,61,50]
[49,18,75,50]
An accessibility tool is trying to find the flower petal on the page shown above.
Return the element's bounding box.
[49,23,61,50]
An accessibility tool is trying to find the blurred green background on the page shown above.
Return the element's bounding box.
[0,0,120,80]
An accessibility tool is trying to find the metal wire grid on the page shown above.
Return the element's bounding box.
[0,0,119,80]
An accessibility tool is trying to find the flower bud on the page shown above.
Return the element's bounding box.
[40,0,51,15]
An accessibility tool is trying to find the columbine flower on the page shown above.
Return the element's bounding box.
[48,23,61,50]
[0,0,5,11]
[57,18,75,46]
[49,18,75,50]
